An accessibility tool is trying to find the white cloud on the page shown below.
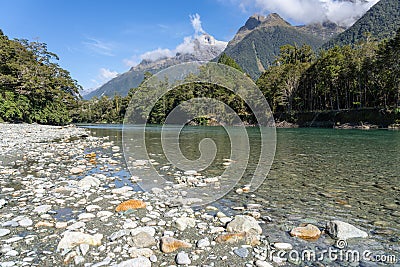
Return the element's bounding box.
[138,14,207,63]
[240,0,379,26]
[175,36,195,55]
[190,13,205,35]
[157,24,169,29]
[83,37,115,56]
[140,48,174,61]
[86,68,118,90]
[124,13,228,65]
[99,68,118,80]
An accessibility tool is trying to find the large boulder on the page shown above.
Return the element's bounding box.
[226,215,262,235]
[326,220,368,240]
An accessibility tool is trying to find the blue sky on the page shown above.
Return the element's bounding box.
[0,0,378,92]
[0,0,257,91]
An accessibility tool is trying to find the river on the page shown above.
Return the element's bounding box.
[81,124,400,263]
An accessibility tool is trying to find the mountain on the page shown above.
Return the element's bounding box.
[323,0,400,48]
[84,70,144,99]
[299,21,346,40]
[219,13,328,80]
[85,34,227,99]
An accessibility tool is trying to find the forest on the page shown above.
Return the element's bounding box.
[257,30,400,113]
[0,28,399,125]
[0,30,81,125]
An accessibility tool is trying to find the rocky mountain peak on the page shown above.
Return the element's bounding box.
[262,13,291,27]
[195,33,217,45]
[241,13,289,32]
[230,13,292,47]
[243,14,267,31]
[298,21,346,40]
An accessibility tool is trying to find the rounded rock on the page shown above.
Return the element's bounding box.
[255,260,274,267]
[0,229,11,237]
[326,220,368,240]
[114,256,151,267]
[18,218,33,227]
[273,242,293,250]
[196,238,210,248]
[33,205,52,214]
[234,247,249,258]
[226,215,262,235]
[290,224,321,241]
[176,251,191,265]
[150,254,157,263]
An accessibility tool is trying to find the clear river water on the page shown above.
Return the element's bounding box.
[81,124,400,264]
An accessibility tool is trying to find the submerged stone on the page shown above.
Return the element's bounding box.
[326,220,368,240]
[290,224,321,241]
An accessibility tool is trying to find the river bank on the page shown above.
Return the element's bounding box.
[0,123,398,266]
[275,108,400,129]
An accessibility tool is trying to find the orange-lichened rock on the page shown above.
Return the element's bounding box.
[215,232,260,246]
[215,232,246,243]
[160,237,192,253]
[115,199,146,212]
[290,224,321,241]
[35,221,54,228]
[85,152,96,158]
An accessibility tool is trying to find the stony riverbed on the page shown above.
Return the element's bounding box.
[0,123,398,267]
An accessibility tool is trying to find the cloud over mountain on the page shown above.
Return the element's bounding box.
[240,0,379,26]
[140,48,174,62]
[99,68,118,80]
[133,13,226,64]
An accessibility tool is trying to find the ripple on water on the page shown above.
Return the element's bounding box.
[82,125,400,256]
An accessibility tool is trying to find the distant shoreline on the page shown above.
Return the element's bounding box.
[274,108,400,129]
[75,106,400,130]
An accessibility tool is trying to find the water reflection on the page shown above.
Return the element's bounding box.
[80,124,400,254]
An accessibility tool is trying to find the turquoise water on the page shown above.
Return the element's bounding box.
[82,124,400,260]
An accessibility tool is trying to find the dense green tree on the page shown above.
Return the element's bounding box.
[257,30,400,114]
[324,0,400,48]
[375,28,400,107]
[0,30,81,124]
[257,44,314,112]
[217,53,243,72]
